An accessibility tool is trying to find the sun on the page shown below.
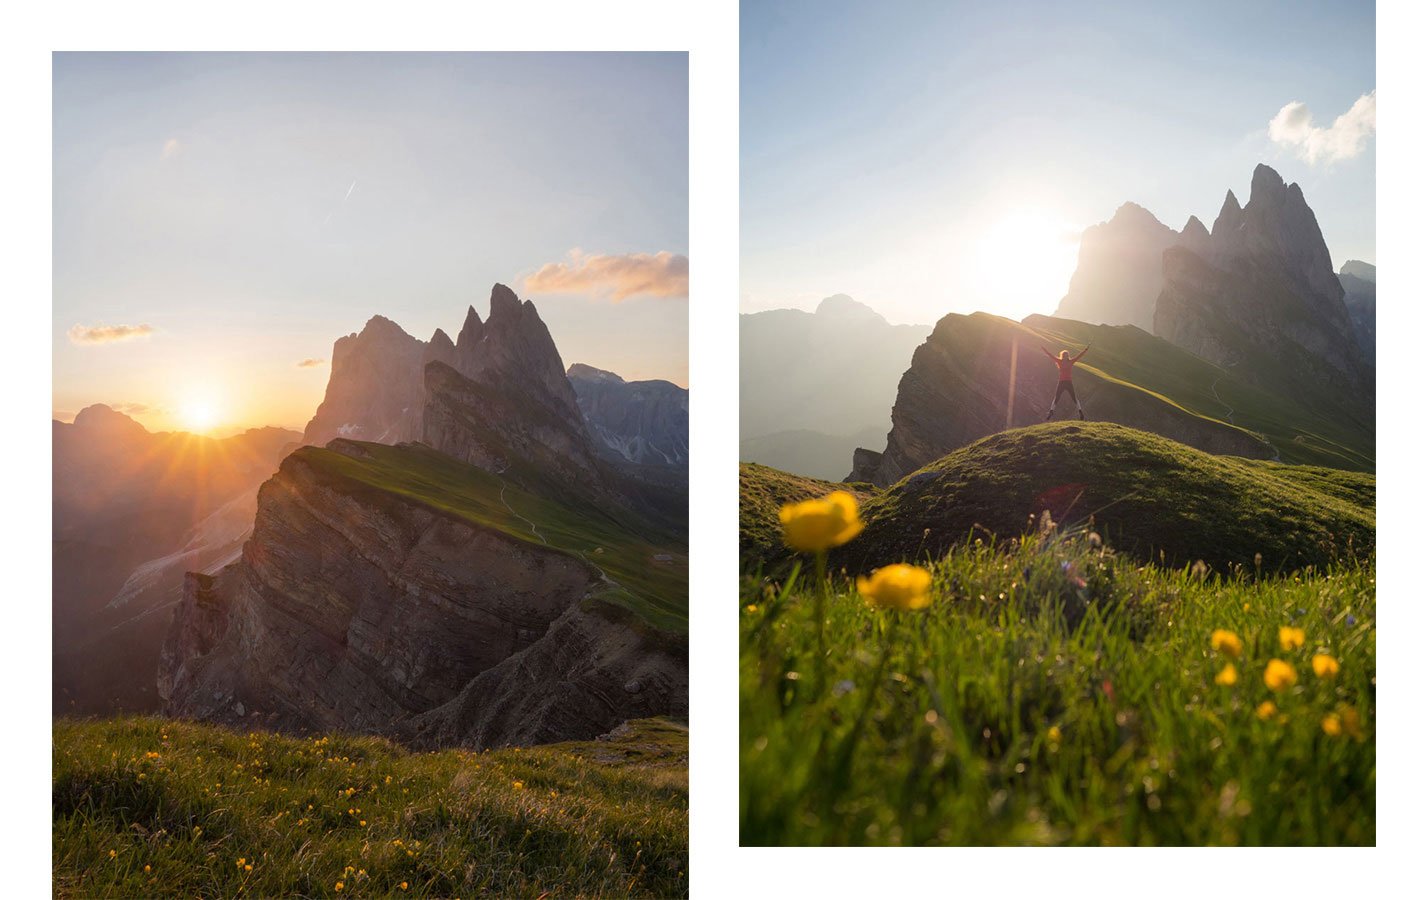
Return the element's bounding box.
[181,399,222,434]
[975,208,1081,321]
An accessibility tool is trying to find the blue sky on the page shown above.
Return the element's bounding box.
[54,52,687,432]
[741,0,1376,325]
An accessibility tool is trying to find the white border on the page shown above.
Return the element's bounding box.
[11,2,1416,899]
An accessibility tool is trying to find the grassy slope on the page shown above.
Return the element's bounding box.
[1022,315,1373,470]
[740,530,1375,845]
[54,716,687,899]
[300,441,688,634]
[739,463,877,573]
[743,423,1373,576]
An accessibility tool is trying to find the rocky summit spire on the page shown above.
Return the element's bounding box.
[1177,215,1211,256]
[455,305,484,355]
[457,284,579,415]
[1210,189,1243,248]
[425,328,457,368]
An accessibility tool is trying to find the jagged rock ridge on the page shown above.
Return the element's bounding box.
[567,363,688,468]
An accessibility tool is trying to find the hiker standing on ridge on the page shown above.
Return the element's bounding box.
[1042,343,1089,421]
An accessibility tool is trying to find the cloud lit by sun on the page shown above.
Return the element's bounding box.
[975,209,1081,322]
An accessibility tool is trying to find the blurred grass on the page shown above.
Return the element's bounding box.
[54,716,687,898]
[739,526,1374,845]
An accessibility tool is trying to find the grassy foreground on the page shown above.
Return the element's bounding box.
[54,716,687,898]
[740,527,1375,845]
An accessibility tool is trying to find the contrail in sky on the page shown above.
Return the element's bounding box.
[322,178,358,227]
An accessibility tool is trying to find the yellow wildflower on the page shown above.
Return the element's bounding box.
[1263,658,1297,691]
[1279,626,1305,650]
[1338,704,1362,739]
[1210,629,1243,658]
[779,491,863,553]
[1311,654,1339,680]
[335,883,344,893]
[513,781,524,790]
[1256,701,1277,720]
[1321,714,1341,737]
[1215,663,1237,686]
[1046,725,1061,744]
[856,563,933,611]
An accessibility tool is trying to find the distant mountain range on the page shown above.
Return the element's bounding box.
[53,410,299,714]
[568,363,688,469]
[740,294,928,479]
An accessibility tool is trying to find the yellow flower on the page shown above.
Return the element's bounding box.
[745,604,758,613]
[1046,725,1061,744]
[1263,658,1297,691]
[513,781,524,790]
[1210,629,1243,658]
[1337,704,1362,738]
[335,883,344,893]
[1215,663,1237,686]
[1311,654,1339,680]
[1279,626,1305,650]
[1256,701,1277,720]
[144,866,151,874]
[856,564,933,611]
[401,883,409,891]
[779,491,863,553]
[1321,714,1341,737]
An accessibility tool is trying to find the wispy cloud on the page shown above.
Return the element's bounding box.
[524,250,689,302]
[110,401,173,417]
[295,358,326,368]
[67,322,158,345]
[162,138,181,160]
[1268,90,1376,165]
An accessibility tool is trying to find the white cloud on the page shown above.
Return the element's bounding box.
[67,322,158,344]
[525,250,688,302]
[162,138,181,160]
[295,358,326,368]
[1267,90,1376,165]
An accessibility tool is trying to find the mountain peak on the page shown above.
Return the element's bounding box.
[71,403,150,437]
[359,314,411,340]
[567,363,625,384]
[1340,260,1376,283]
[455,305,484,353]
[1113,201,1162,226]
[1250,163,1285,200]
[488,283,523,320]
[816,294,888,325]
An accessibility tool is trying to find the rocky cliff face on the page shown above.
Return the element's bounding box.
[567,364,689,468]
[1053,202,1181,330]
[850,312,1270,486]
[420,286,603,486]
[158,441,686,747]
[1154,165,1368,400]
[302,316,430,447]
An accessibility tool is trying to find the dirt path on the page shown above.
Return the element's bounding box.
[499,484,547,545]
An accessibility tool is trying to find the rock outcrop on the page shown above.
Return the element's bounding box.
[567,363,689,468]
[1053,202,1181,330]
[158,441,687,747]
[302,316,429,447]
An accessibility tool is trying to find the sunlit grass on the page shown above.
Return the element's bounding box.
[54,717,687,898]
[740,527,1374,845]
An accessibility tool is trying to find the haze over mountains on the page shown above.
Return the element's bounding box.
[53,411,299,714]
[740,295,928,479]
[56,284,688,748]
